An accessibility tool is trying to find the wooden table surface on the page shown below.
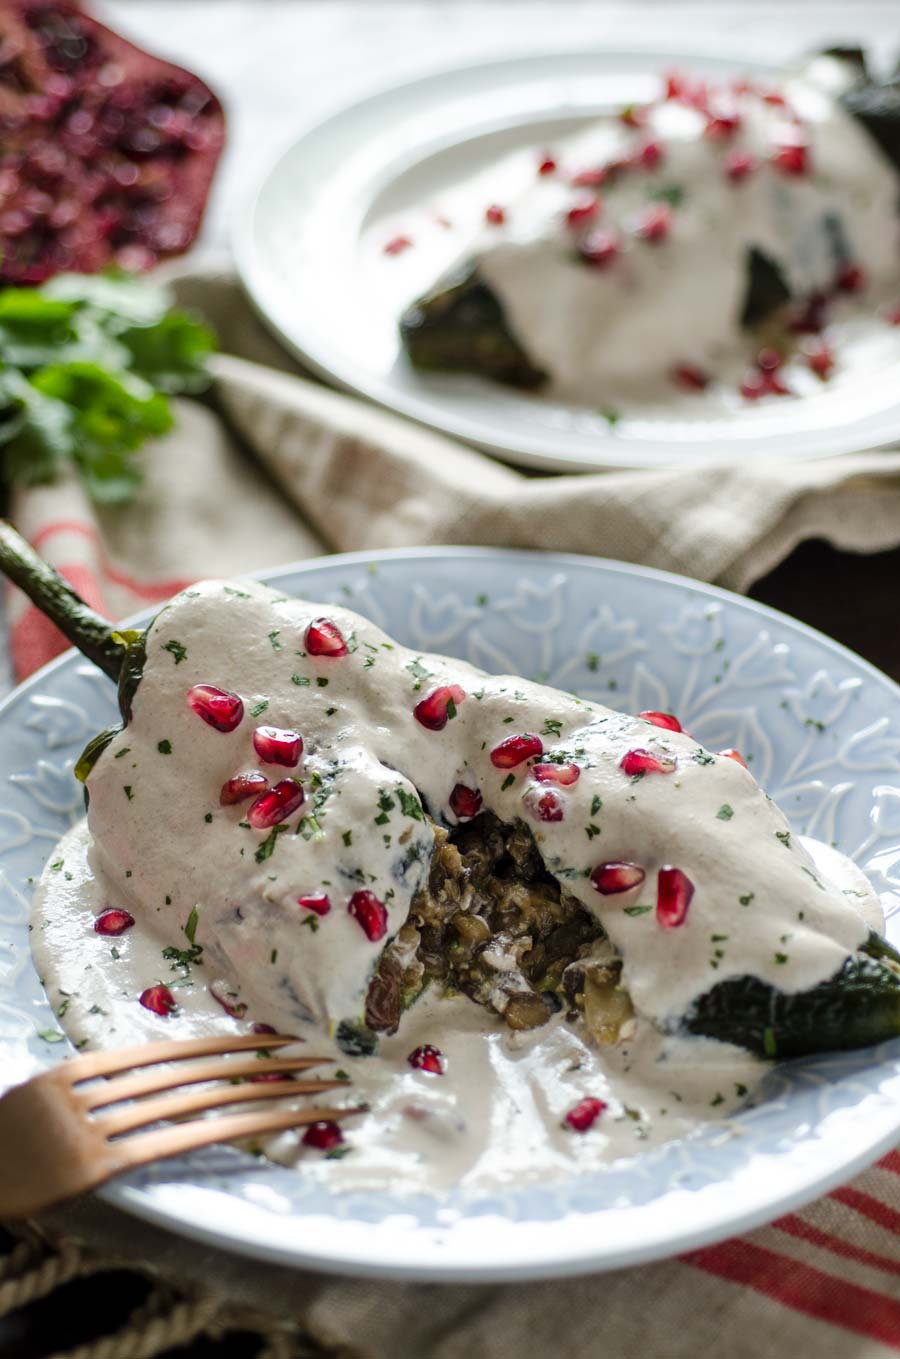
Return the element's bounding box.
[4,3,900,1356]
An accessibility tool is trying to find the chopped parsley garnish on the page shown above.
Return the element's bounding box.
[586,652,600,672]
[500,773,515,792]
[476,593,488,606]
[317,677,329,687]
[291,674,310,687]
[397,789,424,820]
[446,696,457,720]
[775,830,792,848]
[249,699,269,717]
[692,751,715,766]
[342,830,353,847]
[716,804,734,821]
[739,892,755,906]
[650,184,685,207]
[161,640,187,665]
[267,630,282,651]
[405,657,433,691]
[590,795,602,816]
[774,952,789,965]
[49,859,63,872]
[123,785,133,801]
[114,748,130,759]
[204,812,213,823]
[325,706,337,715]
[162,943,203,969]
[363,656,376,669]
[763,1027,777,1057]
[710,1092,725,1108]
[157,739,172,755]
[255,825,288,863]
[585,824,601,839]
[601,406,621,428]
[300,915,319,932]
[542,719,563,737]
[184,907,199,945]
[37,1029,65,1043]
[624,904,652,917]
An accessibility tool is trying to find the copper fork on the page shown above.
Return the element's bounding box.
[0,1033,360,1217]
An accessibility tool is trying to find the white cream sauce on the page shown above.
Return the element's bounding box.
[30,580,883,1193]
[380,69,900,412]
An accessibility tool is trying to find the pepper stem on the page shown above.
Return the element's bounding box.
[0,519,123,680]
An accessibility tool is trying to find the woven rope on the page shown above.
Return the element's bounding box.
[45,1294,224,1359]
[0,1239,91,1319]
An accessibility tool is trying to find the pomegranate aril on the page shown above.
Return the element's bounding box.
[449,783,483,819]
[634,140,663,170]
[414,684,466,731]
[806,343,834,379]
[532,762,580,786]
[209,979,247,1019]
[485,203,506,225]
[537,155,557,175]
[305,618,348,657]
[187,684,244,733]
[408,1044,445,1075]
[724,150,756,183]
[620,748,676,776]
[349,890,388,942]
[139,985,176,1016]
[302,1120,344,1151]
[670,364,709,392]
[634,203,672,243]
[579,227,620,268]
[248,779,305,830]
[528,789,564,823]
[94,908,135,936]
[772,143,808,176]
[757,348,782,373]
[571,167,606,188]
[664,71,685,100]
[704,113,741,140]
[638,710,682,732]
[565,1096,607,1132]
[384,234,412,255]
[491,733,543,769]
[252,1022,278,1034]
[220,771,269,805]
[299,893,331,916]
[718,747,748,768]
[253,726,303,767]
[566,195,600,229]
[591,861,646,895]
[657,866,694,928]
[837,263,865,294]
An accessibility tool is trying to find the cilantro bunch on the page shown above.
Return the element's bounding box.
[0,272,216,505]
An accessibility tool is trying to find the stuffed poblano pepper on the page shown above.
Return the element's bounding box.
[398,52,900,406]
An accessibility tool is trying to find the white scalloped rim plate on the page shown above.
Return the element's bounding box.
[4,548,900,1281]
[235,48,900,473]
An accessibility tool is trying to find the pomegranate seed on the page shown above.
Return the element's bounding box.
[762,90,787,106]
[635,140,663,170]
[348,890,388,942]
[220,771,269,805]
[527,789,564,822]
[664,71,685,100]
[806,343,834,379]
[757,348,782,373]
[620,748,676,776]
[634,203,672,243]
[619,104,647,128]
[591,862,646,895]
[837,263,865,294]
[139,985,176,1016]
[532,762,580,786]
[302,1120,344,1150]
[670,363,709,392]
[299,893,331,916]
[305,618,348,657]
[657,866,694,928]
[718,747,748,768]
[252,1022,278,1034]
[94,908,135,936]
[638,710,682,732]
[384,234,412,255]
[565,1096,607,1132]
[187,684,244,733]
[485,203,505,225]
[789,293,827,334]
[537,155,557,176]
[408,1044,444,1075]
[579,227,620,267]
[566,195,600,229]
[449,783,483,819]
[248,779,305,830]
[209,979,247,1019]
[253,726,303,767]
[491,733,543,768]
[772,144,808,176]
[414,684,466,731]
[571,167,606,188]
[724,150,756,182]
[704,113,741,140]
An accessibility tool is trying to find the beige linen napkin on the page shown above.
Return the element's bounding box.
[7,262,900,1359]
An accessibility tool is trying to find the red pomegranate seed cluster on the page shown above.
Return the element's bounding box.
[0,0,223,283]
[565,1096,607,1132]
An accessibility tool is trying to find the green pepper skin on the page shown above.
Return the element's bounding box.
[685,932,900,1058]
[399,264,547,390]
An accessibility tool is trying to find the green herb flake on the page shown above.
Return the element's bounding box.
[710,1092,725,1108]
[300,915,319,932]
[204,812,213,824]
[123,785,134,801]
[397,788,424,820]
[763,1027,777,1057]
[291,674,311,687]
[267,630,283,651]
[184,907,199,945]
[624,904,652,917]
[716,804,734,821]
[317,677,329,687]
[586,652,600,672]
[37,1028,65,1043]
[446,696,457,720]
[49,859,64,873]
[693,751,715,766]
[249,699,269,718]
[585,823,601,840]
[405,657,433,691]
[342,830,353,847]
[739,892,755,906]
[542,718,563,737]
[590,795,602,816]
[774,952,789,965]
[325,705,337,715]
[775,830,792,849]
[114,748,130,759]
[157,739,172,755]
[255,825,288,863]
[162,640,187,665]
[500,773,515,792]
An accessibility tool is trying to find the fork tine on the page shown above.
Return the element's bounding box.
[63,1032,300,1082]
[98,1079,348,1138]
[79,1055,330,1111]
[115,1103,366,1169]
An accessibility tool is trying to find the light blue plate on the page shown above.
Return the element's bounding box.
[3,548,900,1282]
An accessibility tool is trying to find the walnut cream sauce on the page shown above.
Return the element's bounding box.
[381,67,900,409]
[31,581,883,1192]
